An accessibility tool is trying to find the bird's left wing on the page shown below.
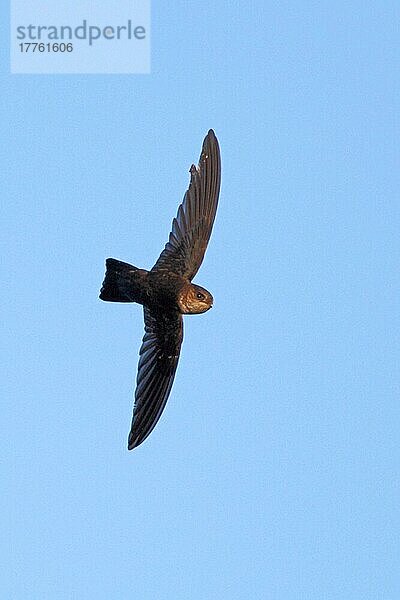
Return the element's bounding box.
[128,306,183,449]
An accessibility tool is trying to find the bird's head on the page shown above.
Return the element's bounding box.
[178,284,213,314]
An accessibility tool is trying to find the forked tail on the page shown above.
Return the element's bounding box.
[99,258,143,303]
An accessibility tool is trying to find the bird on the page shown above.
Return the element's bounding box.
[99,130,221,449]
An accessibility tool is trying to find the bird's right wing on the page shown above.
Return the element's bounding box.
[128,306,183,449]
[151,129,221,281]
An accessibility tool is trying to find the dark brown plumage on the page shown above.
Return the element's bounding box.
[99,130,221,449]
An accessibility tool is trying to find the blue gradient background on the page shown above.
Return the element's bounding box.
[1,2,399,599]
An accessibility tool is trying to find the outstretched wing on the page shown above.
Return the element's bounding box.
[128,306,183,449]
[152,129,221,281]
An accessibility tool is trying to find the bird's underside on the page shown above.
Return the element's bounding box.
[100,129,221,449]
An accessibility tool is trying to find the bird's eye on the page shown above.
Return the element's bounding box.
[196,292,205,300]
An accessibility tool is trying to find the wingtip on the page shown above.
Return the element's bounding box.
[128,430,144,450]
[127,432,137,450]
[204,129,219,152]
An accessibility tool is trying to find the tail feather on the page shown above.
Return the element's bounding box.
[99,258,140,303]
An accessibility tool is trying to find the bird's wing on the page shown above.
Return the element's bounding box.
[151,129,221,281]
[128,306,183,449]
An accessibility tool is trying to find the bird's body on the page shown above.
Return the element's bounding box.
[100,130,221,449]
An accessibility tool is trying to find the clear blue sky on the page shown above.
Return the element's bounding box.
[1,2,399,599]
